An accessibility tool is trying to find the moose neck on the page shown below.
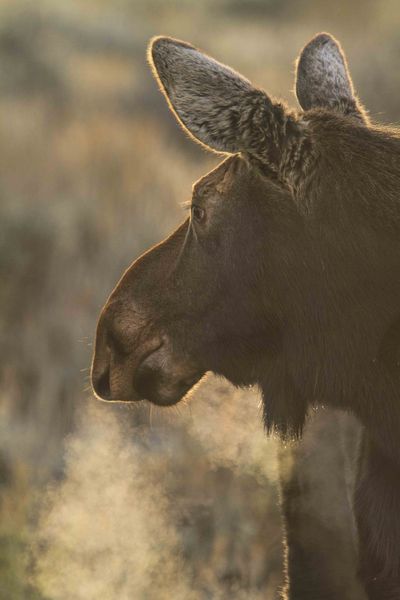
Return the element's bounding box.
[260,120,400,452]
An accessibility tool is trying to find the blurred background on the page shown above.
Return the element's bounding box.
[0,0,399,598]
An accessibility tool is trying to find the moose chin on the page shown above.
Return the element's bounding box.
[92,32,400,600]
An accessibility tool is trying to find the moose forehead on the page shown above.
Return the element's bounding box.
[192,155,246,202]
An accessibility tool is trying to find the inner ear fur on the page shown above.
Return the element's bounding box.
[295,32,368,124]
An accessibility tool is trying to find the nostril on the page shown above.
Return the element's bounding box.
[93,367,111,400]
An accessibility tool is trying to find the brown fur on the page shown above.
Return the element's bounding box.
[91,33,400,599]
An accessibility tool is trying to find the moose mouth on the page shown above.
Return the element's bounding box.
[133,354,203,406]
[91,339,204,407]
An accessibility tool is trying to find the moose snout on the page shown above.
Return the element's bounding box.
[91,315,164,402]
[91,315,204,406]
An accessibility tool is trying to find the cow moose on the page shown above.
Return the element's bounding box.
[91,32,400,599]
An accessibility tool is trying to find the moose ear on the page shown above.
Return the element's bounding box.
[295,33,367,123]
[148,36,302,175]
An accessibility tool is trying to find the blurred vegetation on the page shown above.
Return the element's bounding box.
[0,0,399,598]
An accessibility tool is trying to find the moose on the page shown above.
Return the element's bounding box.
[91,32,400,599]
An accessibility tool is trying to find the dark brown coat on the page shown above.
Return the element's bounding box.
[91,33,400,599]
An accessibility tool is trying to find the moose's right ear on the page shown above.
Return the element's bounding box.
[148,36,303,178]
[148,36,258,155]
[295,33,367,123]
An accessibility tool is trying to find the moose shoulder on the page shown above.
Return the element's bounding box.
[91,33,400,599]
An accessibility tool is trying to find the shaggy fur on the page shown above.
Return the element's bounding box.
[92,33,400,599]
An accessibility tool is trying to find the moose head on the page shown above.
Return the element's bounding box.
[91,33,400,440]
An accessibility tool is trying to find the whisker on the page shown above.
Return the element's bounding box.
[180,199,191,211]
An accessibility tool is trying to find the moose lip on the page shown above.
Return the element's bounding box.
[132,350,203,407]
[144,373,203,407]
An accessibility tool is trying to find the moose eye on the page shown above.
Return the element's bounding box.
[191,205,206,224]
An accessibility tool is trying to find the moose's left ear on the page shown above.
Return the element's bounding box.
[295,33,367,123]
